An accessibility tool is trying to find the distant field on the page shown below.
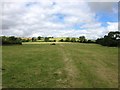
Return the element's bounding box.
[22,42,73,44]
[49,37,66,41]
[36,37,79,42]
[2,43,118,88]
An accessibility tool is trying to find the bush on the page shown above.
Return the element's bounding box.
[50,43,56,45]
[59,39,64,42]
[44,37,49,42]
[32,37,37,42]
[2,36,22,45]
[22,39,30,42]
[96,31,120,47]
[71,38,76,42]
[65,37,70,42]
[85,40,95,43]
[53,40,56,42]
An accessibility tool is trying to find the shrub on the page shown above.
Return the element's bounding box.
[96,31,120,47]
[2,36,22,45]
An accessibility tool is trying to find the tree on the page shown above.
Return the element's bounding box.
[9,36,16,41]
[32,37,37,42]
[65,37,70,42]
[96,31,120,47]
[86,40,95,43]
[108,31,120,40]
[22,39,30,42]
[71,38,76,42]
[2,36,22,45]
[38,36,42,40]
[79,36,85,43]
[53,40,56,42]
[59,39,64,42]
[44,37,49,42]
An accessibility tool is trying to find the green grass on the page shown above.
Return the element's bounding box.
[2,43,118,88]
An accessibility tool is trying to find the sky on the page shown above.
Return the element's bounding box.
[1,0,119,39]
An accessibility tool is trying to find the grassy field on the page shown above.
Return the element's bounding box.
[22,42,73,44]
[2,43,118,88]
[36,37,79,42]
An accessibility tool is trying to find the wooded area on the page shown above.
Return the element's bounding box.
[1,31,120,47]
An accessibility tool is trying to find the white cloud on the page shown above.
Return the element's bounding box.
[88,2,118,13]
[107,22,118,31]
[1,0,118,39]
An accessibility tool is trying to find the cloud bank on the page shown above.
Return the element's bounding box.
[1,0,118,39]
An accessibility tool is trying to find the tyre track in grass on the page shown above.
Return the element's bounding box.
[58,44,81,87]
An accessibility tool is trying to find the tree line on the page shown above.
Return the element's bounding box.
[31,37,56,42]
[0,36,22,45]
[1,36,94,45]
[30,36,95,43]
[58,36,95,43]
[96,31,120,47]
[1,31,120,47]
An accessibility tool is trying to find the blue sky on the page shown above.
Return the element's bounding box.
[51,13,65,23]
[51,2,118,29]
[2,0,118,39]
[96,9,118,26]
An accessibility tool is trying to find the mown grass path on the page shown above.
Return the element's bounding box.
[58,44,80,87]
